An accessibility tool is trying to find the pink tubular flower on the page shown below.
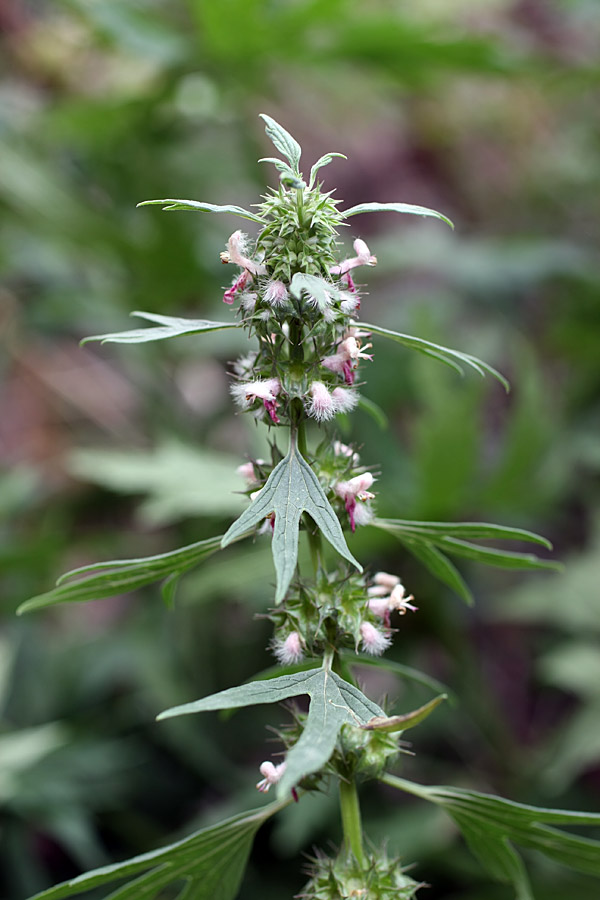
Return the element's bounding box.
[308,381,337,421]
[368,576,417,626]
[236,461,257,483]
[322,333,373,385]
[273,631,304,666]
[330,238,378,276]
[264,279,289,306]
[334,472,375,532]
[360,621,392,656]
[222,231,266,304]
[256,760,286,793]
[230,377,281,423]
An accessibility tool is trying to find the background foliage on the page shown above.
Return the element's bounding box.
[1,1,599,898]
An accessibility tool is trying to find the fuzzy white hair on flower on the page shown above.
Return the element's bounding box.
[273,631,304,666]
[307,381,337,421]
[359,621,392,656]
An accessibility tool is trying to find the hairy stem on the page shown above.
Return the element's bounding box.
[339,777,365,865]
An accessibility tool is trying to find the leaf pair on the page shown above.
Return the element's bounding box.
[27,799,287,900]
[383,775,600,900]
[373,518,560,605]
[221,432,361,602]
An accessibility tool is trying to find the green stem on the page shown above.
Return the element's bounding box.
[339,777,365,865]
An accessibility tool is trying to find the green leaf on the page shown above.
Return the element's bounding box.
[26,799,287,900]
[372,518,560,602]
[342,201,454,230]
[137,199,265,223]
[289,273,340,311]
[257,156,298,181]
[382,776,600,895]
[361,694,447,733]
[221,433,361,603]
[17,537,223,614]
[82,311,240,345]
[259,114,302,174]
[357,320,509,391]
[158,668,384,799]
[398,536,474,605]
[308,152,347,188]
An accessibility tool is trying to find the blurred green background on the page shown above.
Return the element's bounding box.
[1,1,599,898]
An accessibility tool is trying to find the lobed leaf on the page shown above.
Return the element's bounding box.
[221,433,361,602]
[26,800,287,900]
[259,114,302,173]
[82,311,240,345]
[17,537,223,614]
[158,668,384,798]
[356,320,509,391]
[383,776,600,896]
[137,199,265,223]
[342,201,454,230]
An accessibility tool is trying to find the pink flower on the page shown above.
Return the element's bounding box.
[264,280,289,306]
[222,231,266,304]
[368,576,417,625]
[308,381,337,421]
[330,238,378,276]
[334,472,375,532]
[359,621,391,656]
[331,387,358,414]
[322,333,373,385]
[273,631,304,665]
[256,760,286,793]
[230,378,281,424]
[237,461,257,483]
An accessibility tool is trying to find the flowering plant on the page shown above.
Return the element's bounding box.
[19,115,600,900]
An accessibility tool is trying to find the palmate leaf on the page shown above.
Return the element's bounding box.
[356,320,510,391]
[17,536,223,614]
[82,311,240,345]
[158,668,384,799]
[382,775,600,899]
[136,199,265,223]
[221,432,361,602]
[259,113,302,174]
[27,799,287,900]
[342,201,454,230]
[372,518,560,605]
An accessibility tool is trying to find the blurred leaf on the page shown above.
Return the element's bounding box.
[343,201,453,230]
[137,199,265,222]
[222,433,361,603]
[0,724,66,804]
[342,653,454,700]
[82,311,240,345]
[384,776,600,898]
[357,320,509,390]
[27,799,287,900]
[69,442,245,524]
[158,667,384,798]
[17,537,223,614]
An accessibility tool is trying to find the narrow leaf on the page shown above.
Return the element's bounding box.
[356,320,509,391]
[309,152,347,188]
[374,518,552,548]
[158,668,384,799]
[82,312,239,345]
[137,199,265,223]
[27,800,286,900]
[383,776,600,892]
[342,201,454,230]
[17,537,223,614]
[398,536,474,605]
[259,114,302,173]
[361,694,447,733]
[342,653,454,700]
[440,537,562,572]
[221,434,361,602]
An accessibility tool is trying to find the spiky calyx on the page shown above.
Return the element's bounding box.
[298,848,422,900]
